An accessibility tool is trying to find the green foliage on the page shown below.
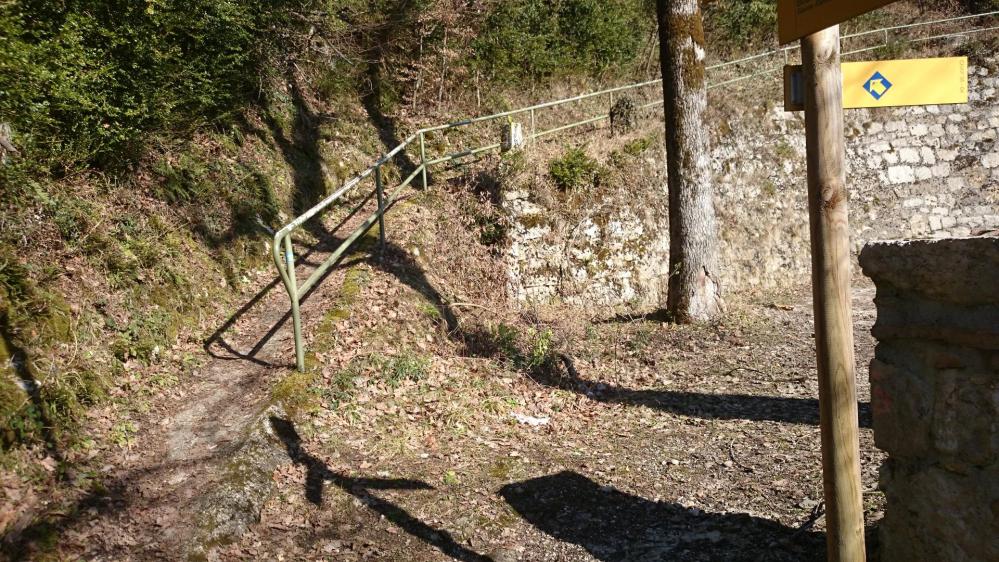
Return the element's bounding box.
[549,147,603,191]
[272,370,322,419]
[473,0,652,82]
[623,135,654,156]
[492,323,522,364]
[489,323,556,372]
[110,307,177,363]
[153,154,210,204]
[526,328,554,369]
[476,212,508,246]
[703,0,777,49]
[0,0,304,172]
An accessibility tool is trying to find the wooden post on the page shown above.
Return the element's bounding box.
[801,26,866,562]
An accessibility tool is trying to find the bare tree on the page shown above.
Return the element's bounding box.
[656,0,723,322]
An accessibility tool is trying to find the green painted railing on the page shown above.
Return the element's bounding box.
[272,10,999,371]
[273,77,665,371]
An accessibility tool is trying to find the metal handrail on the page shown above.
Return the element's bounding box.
[273,10,999,371]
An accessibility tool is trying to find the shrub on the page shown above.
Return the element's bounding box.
[0,0,302,172]
[472,0,652,83]
[703,0,777,50]
[549,147,602,191]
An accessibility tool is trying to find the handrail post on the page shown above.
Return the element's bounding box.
[419,131,428,190]
[375,164,387,256]
[283,235,305,372]
[529,108,535,141]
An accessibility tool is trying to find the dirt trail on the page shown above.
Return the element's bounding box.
[22,232,368,559]
[15,187,887,561]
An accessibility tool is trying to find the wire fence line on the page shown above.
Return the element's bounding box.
[273,10,999,371]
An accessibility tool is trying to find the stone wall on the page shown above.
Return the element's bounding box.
[503,154,670,305]
[504,54,999,305]
[717,55,999,292]
[858,237,999,562]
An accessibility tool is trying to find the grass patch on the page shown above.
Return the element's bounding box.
[375,352,430,388]
[271,371,322,421]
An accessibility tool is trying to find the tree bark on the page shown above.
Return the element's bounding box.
[656,0,723,322]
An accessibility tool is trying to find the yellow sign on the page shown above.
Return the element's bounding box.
[842,57,968,108]
[778,0,897,44]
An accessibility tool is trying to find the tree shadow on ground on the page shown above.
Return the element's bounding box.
[262,68,333,240]
[269,417,491,562]
[359,4,421,180]
[501,470,824,562]
[541,356,871,428]
[0,311,61,460]
[1,451,238,560]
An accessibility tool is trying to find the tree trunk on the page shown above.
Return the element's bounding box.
[656,0,723,322]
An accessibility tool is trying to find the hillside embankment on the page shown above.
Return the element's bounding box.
[1,1,995,558]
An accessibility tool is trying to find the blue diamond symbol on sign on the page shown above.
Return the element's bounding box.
[864,71,893,100]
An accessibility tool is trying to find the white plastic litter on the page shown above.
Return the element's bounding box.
[511,412,550,427]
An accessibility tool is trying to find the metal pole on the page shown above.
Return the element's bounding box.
[530,108,536,140]
[419,131,428,190]
[375,164,386,256]
[283,235,305,372]
[801,25,866,562]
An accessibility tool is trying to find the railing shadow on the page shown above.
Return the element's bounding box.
[501,470,824,561]
[203,189,379,368]
[270,417,491,562]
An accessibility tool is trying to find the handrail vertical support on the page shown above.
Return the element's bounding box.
[375,164,387,257]
[419,131,428,189]
[283,235,305,372]
[530,108,536,141]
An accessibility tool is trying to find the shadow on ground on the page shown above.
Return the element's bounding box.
[540,356,872,428]
[501,470,825,562]
[270,417,491,562]
[0,311,61,459]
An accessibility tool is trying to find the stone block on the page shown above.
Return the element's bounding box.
[889,166,915,184]
[860,238,999,305]
[899,147,920,163]
[920,147,937,165]
[938,149,959,162]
